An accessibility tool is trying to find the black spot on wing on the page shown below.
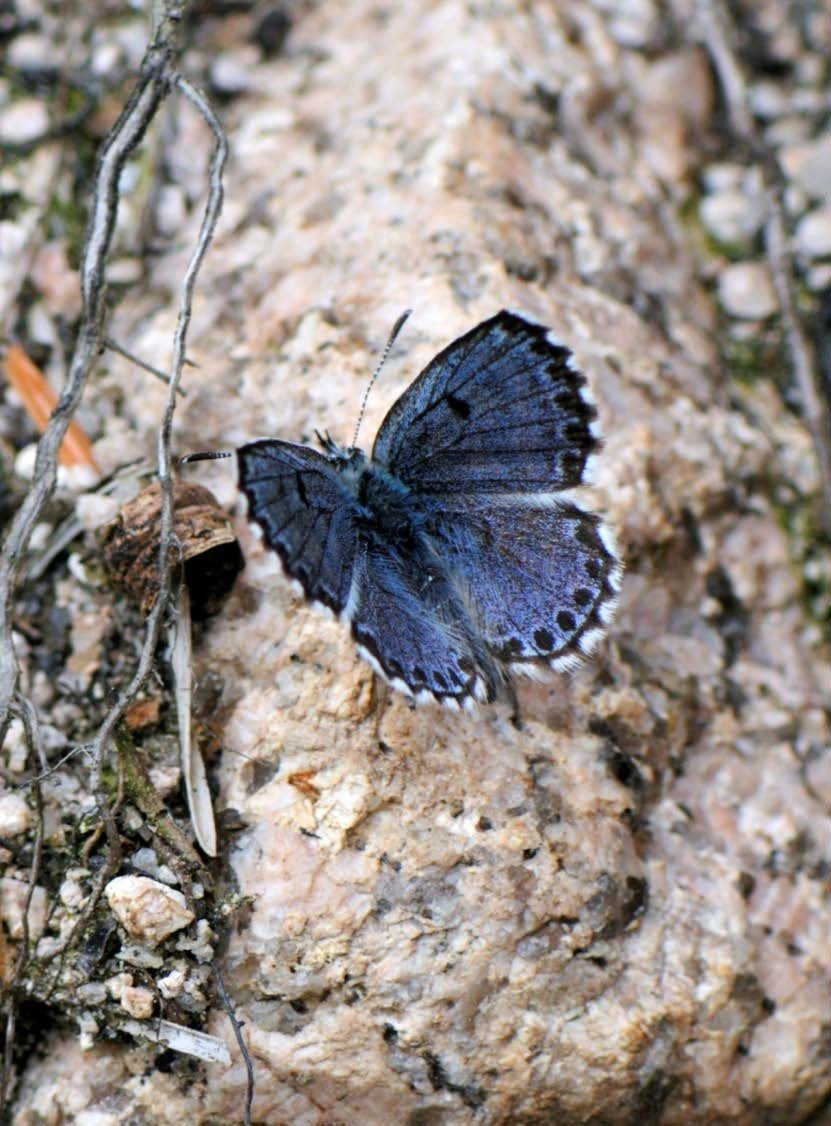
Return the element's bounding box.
[557,610,576,632]
[445,392,471,419]
[533,628,554,651]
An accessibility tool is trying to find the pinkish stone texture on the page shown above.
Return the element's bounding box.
[10,1,829,1124]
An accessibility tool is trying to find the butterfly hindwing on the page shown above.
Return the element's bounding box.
[237,439,360,615]
[427,495,621,672]
[372,311,599,495]
[349,536,497,707]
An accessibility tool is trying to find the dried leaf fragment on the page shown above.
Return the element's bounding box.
[3,344,100,472]
[100,480,243,617]
[124,696,162,732]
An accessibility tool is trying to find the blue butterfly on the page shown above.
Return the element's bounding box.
[237,311,621,710]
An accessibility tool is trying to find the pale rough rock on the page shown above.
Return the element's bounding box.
[104,876,194,947]
[12,1,831,1125]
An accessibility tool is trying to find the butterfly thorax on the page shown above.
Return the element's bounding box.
[329,445,427,553]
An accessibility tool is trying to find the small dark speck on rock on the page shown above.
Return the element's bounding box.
[737,871,756,899]
[252,6,291,56]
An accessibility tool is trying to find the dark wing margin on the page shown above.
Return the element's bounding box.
[237,439,360,615]
[372,310,600,495]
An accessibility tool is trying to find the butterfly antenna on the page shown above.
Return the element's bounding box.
[351,309,412,448]
[179,450,233,465]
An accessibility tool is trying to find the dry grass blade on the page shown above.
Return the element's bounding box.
[169,584,217,856]
[118,1018,231,1065]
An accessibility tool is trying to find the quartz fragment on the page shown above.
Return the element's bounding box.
[105,876,194,946]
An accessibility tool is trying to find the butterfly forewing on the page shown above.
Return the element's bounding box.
[237,439,361,615]
[372,311,599,495]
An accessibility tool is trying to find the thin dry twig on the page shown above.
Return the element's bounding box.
[693,0,831,534]
[0,0,229,1104]
[60,68,227,956]
[103,336,189,395]
[0,0,189,736]
[170,584,218,856]
[212,959,255,1126]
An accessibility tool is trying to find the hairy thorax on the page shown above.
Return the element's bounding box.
[334,446,428,553]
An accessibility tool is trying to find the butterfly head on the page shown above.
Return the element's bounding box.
[315,429,356,458]
[315,428,368,474]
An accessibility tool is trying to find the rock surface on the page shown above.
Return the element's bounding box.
[104,876,195,948]
[7,0,830,1124]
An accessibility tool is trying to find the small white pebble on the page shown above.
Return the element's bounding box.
[107,257,142,285]
[2,718,28,774]
[130,848,178,886]
[57,464,101,491]
[77,1013,100,1051]
[700,190,766,244]
[794,206,831,259]
[120,984,154,1019]
[105,875,194,946]
[0,877,48,940]
[7,34,58,77]
[718,261,778,319]
[91,41,123,79]
[701,162,743,193]
[806,263,831,292]
[76,982,107,1005]
[779,133,831,202]
[0,99,49,145]
[14,444,38,481]
[105,971,132,1000]
[210,49,259,95]
[59,873,88,909]
[158,968,186,999]
[155,184,187,237]
[0,793,31,837]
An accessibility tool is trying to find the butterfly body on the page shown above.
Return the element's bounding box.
[238,311,621,709]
